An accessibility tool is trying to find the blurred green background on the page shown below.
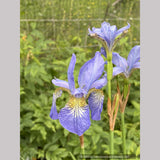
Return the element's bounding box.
[20,0,140,159]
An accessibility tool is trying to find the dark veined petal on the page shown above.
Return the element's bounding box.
[88,90,104,120]
[78,51,105,92]
[50,90,62,120]
[90,72,107,89]
[52,79,69,89]
[115,23,130,37]
[127,45,140,72]
[58,104,91,136]
[101,22,111,46]
[113,67,124,77]
[108,25,117,47]
[68,54,76,94]
[112,52,128,71]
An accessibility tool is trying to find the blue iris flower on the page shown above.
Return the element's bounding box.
[112,45,140,78]
[88,21,130,52]
[50,52,107,136]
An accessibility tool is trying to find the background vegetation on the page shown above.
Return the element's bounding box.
[20,0,140,159]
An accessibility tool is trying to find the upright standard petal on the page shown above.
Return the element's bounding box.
[127,45,140,72]
[58,103,91,136]
[78,51,105,92]
[68,54,76,94]
[101,22,111,46]
[52,78,69,89]
[50,90,62,120]
[90,72,107,89]
[88,90,104,120]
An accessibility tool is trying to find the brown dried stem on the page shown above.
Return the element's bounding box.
[117,84,131,113]
[107,94,120,131]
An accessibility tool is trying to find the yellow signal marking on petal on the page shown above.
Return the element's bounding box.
[55,87,71,96]
[67,96,87,108]
[86,88,104,99]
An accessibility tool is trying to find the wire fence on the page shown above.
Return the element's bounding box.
[20,0,140,50]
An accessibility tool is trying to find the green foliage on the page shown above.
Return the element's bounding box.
[20,0,140,159]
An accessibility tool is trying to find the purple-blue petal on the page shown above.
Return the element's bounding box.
[88,27,104,39]
[90,72,107,89]
[112,52,128,71]
[127,45,140,72]
[101,22,111,46]
[108,25,117,47]
[115,23,130,37]
[68,54,76,94]
[52,79,69,89]
[88,28,94,35]
[113,67,124,77]
[58,104,91,136]
[132,61,140,69]
[50,91,62,120]
[101,47,107,57]
[78,51,105,92]
[88,91,104,120]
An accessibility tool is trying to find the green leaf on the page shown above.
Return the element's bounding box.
[68,139,79,147]
[31,124,47,140]
[53,148,66,155]
[114,137,122,145]
[126,140,137,154]
[73,146,81,155]
[30,23,36,30]
[102,144,110,154]
[48,145,59,151]
[45,121,55,132]
[64,129,69,137]
[136,146,140,156]
[92,134,100,144]
[37,149,44,159]
[46,151,52,160]
[131,101,140,110]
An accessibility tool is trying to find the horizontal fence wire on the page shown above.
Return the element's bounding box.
[20,0,140,49]
[20,18,140,22]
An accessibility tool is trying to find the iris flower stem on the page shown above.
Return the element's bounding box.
[107,53,114,156]
[121,112,126,155]
[121,79,129,155]
[79,135,85,160]
[110,130,114,156]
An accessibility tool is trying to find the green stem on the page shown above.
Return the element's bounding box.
[69,152,76,160]
[110,130,114,158]
[123,78,129,99]
[121,112,126,155]
[108,80,111,100]
[81,147,85,160]
[107,53,114,156]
